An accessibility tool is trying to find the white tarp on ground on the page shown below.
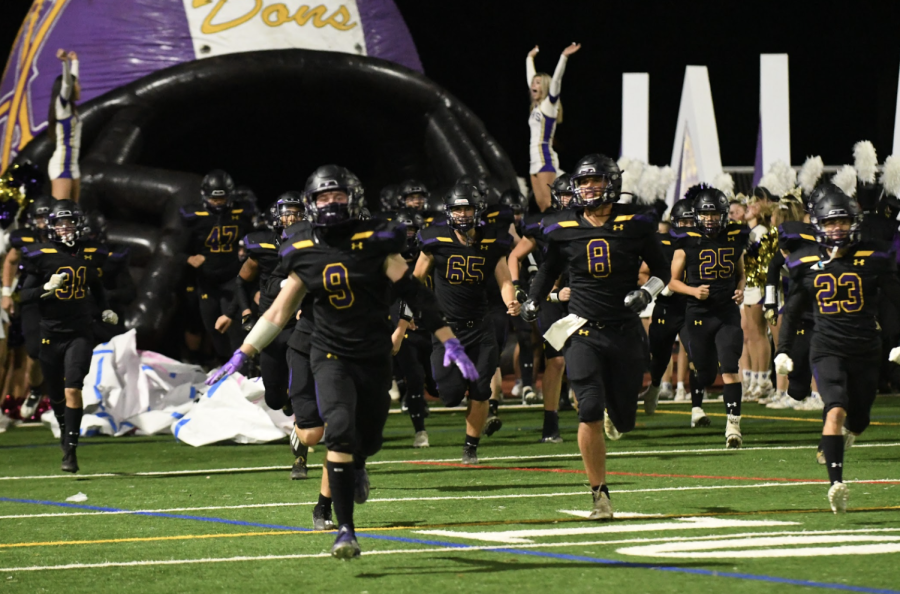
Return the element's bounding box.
[39,330,292,446]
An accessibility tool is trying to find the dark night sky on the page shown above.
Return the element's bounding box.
[2,0,900,176]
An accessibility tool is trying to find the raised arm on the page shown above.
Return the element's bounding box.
[526,46,538,87]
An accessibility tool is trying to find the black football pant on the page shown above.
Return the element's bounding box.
[683,307,743,388]
[786,322,814,401]
[393,330,434,426]
[196,277,244,360]
[648,303,686,386]
[40,334,92,401]
[310,347,391,457]
[537,301,567,359]
[21,303,41,361]
[812,345,880,435]
[511,315,535,387]
[431,325,498,406]
[564,321,644,432]
[287,346,322,430]
[260,327,292,411]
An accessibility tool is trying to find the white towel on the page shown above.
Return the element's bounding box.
[543,313,588,351]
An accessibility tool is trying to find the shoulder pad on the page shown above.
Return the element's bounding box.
[479,224,513,248]
[283,220,312,241]
[279,226,316,257]
[244,231,279,252]
[850,240,894,261]
[418,223,454,247]
[349,218,405,244]
[725,221,750,235]
[482,205,514,227]
[23,242,58,257]
[786,245,822,269]
[82,242,109,256]
[179,204,210,219]
[540,209,579,235]
[109,248,130,260]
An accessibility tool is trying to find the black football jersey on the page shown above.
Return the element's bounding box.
[279,219,405,359]
[418,223,512,321]
[655,229,686,310]
[673,221,750,315]
[530,205,669,324]
[9,227,43,280]
[780,241,900,357]
[181,203,254,284]
[21,241,108,336]
[243,230,282,313]
[777,221,817,253]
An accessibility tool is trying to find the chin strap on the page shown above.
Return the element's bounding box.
[814,245,840,269]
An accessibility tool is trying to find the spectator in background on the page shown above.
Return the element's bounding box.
[48,49,82,202]
[526,42,580,212]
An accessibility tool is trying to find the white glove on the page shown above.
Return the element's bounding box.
[774,353,794,375]
[43,273,67,292]
[102,309,119,325]
[889,347,900,365]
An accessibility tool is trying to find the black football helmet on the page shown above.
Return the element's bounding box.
[670,198,695,227]
[82,210,108,242]
[811,188,862,250]
[26,194,54,230]
[200,169,235,213]
[303,165,364,226]
[692,188,729,236]
[570,154,621,207]
[393,208,425,251]
[270,191,304,233]
[499,189,526,216]
[443,183,483,233]
[380,184,401,212]
[806,182,840,214]
[398,179,430,211]
[549,174,575,209]
[47,199,84,245]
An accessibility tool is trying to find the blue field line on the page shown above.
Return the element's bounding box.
[1,496,898,593]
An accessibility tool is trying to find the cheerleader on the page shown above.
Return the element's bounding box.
[47,50,82,202]
[740,192,775,400]
[526,43,580,212]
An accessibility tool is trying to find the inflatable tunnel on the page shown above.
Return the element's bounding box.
[13,50,517,349]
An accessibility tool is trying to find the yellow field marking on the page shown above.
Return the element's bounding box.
[654,409,900,427]
[3,505,899,550]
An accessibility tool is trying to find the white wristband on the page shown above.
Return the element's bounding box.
[642,276,665,299]
[549,292,560,303]
[765,285,776,306]
[1,287,11,297]
[244,318,282,353]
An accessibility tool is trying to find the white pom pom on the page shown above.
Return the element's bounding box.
[712,172,735,197]
[853,140,878,184]
[880,154,900,198]
[636,165,661,205]
[798,156,824,194]
[656,166,676,200]
[769,161,796,194]
[757,172,784,197]
[617,156,632,172]
[620,159,645,198]
[831,165,857,198]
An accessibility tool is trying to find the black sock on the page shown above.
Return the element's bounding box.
[326,460,355,531]
[465,435,480,450]
[591,484,610,499]
[723,382,742,417]
[542,410,559,437]
[821,435,844,485]
[407,392,427,432]
[689,370,704,407]
[489,399,499,415]
[64,406,83,447]
[353,455,366,471]
[50,399,66,436]
[520,361,534,388]
[317,493,332,509]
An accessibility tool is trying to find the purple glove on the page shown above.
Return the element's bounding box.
[443,338,479,381]
[206,350,250,386]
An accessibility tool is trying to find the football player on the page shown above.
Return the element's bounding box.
[668,187,749,448]
[775,188,900,513]
[83,210,133,343]
[414,183,520,465]
[522,154,670,519]
[207,165,476,559]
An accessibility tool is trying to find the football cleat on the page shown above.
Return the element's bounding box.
[691,406,710,428]
[673,387,688,402]
[483,413,503,437]
[795,392,825,411]
[413,430,430,448]
[511,379,523,398]
[589,489,614,520]
[313,504,336,531]
[291,456,308,480]
[331,525,361,559]
[540,434,563,444]
[354,468,370,504]
[725,415,742,449]
[523,386,542,405]
[603,414,622,441]
[461,445,478,465]
[641,384,660,415]
[659,382,674,400]
[828,482,849,514]
[816,449,826,465]
[843,425,857,450]
[765,391,793,409]
[61,445,79,474]
[19,392,42,419]
[389,379,401,402]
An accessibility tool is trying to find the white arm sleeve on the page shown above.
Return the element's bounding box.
[60,60,73,102]
[548,54,568,101]
[526,55,536,87]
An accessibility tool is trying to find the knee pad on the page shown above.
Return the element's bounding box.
[576,393,604,424]
[322,409,354,454]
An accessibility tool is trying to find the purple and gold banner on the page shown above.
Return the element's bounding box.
[0,0,422,171]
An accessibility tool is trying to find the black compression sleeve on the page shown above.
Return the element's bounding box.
[766,251,785,288]
[776,277,808,355]
[392,272,447,334]
[235,275,253,314]
[528,240,565,302]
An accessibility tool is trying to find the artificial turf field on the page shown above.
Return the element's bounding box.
[1,397,899,594]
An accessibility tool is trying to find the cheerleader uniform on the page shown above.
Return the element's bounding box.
[527,54,568,175]
[47,59,81,181]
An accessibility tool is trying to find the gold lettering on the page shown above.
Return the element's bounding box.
[294,4,329,26]
[201,0,263,35]
[323,5,357,30]
[262,3,291,27]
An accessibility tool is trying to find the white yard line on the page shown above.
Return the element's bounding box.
[2,442,899,482]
